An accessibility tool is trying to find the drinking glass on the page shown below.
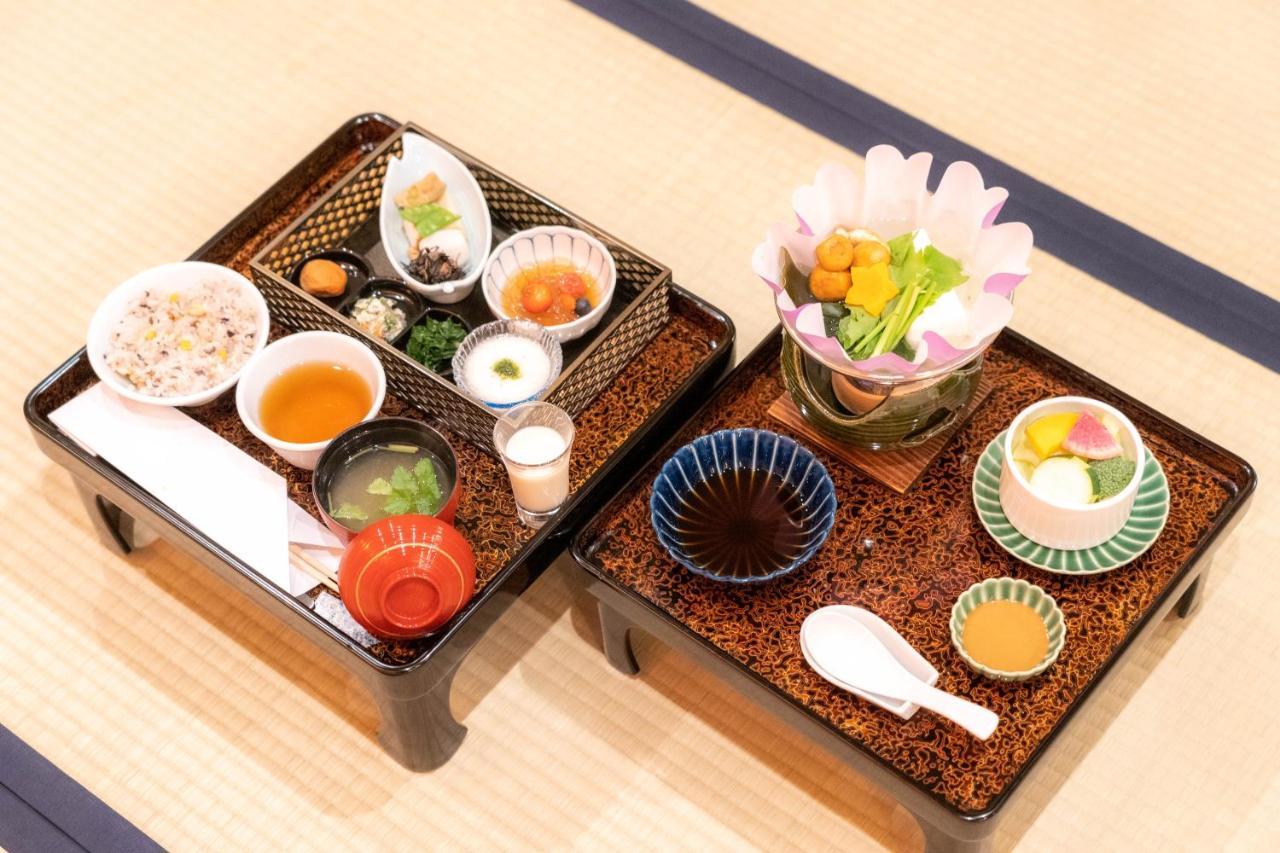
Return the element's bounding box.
[492,402,575,528]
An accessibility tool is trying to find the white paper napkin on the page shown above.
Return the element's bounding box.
[50,382,333,596]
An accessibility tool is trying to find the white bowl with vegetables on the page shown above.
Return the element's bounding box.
[481,226,617,343]
[87,261,270,407]
[998,396,1145,550]
[379,132,492,305]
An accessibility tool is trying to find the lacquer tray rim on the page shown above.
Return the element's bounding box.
[570,324,1257,819]
[248,119,674,419]
[23,112,735,676]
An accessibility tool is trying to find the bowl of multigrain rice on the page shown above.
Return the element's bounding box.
[87,262,270,407]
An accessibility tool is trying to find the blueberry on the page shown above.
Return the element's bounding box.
[574,297,591,316]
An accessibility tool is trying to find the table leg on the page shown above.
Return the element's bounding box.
[74,480,136,555]
[917,814,993,853]
[371,667,467,772]
[598,601,640,676]
[1175,571,1206,619]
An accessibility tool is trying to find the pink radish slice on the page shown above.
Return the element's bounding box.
[1062,411,1122,460]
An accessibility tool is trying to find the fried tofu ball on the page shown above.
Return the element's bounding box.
[809,267,852,302]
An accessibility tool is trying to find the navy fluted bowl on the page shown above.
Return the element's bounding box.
[650,428,836,583]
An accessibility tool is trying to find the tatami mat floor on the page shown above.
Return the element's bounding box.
[1,1,1276,850]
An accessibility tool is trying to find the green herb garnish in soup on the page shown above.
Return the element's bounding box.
[327,443,446,531]
[406,316,468,372]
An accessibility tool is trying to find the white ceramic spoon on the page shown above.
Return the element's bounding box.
[804,608,999,740]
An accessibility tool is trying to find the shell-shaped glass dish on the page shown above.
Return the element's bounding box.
[650,428,836,583]
[949,577,1066,681]
[482,226,617,342]
[379,132,493,304]
[451,319,563,410]
[751,146,1034,381]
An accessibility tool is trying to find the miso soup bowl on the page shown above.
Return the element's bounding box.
[313,417,461,543]
[235,331,386,470]
[998,396,1144,550]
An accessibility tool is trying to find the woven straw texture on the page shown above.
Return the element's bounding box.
[2,0,1277,849]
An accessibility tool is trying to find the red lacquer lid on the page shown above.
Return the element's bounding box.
[338,515,477,640]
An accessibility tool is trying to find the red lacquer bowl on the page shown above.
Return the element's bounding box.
[338,515,477,640]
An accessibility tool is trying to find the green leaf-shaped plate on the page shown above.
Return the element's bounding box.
[972,431,1169,574]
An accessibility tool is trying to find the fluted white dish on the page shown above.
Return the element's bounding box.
[998,396,1144,550]
[482,226,616,343]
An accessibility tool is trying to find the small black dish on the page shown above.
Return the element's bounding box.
[340,278,426,346]
[398,307,473,381]
[289,249,371,306]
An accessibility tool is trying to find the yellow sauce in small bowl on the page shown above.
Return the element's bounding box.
[961,600,1049,672]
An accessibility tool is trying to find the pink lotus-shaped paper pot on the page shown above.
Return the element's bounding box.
[751,146,1034,380]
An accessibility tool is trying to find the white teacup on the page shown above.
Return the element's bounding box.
[235,331,386,470]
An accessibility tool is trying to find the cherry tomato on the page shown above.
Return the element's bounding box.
[521,281,554,314]
[558,293,576,314]
[559,272,586,298]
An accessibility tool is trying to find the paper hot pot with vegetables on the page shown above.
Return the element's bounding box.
[752,146,1034,394]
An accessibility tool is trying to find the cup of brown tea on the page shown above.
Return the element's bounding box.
[235,331,386,470]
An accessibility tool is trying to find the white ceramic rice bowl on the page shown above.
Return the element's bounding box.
[87,261,269,407]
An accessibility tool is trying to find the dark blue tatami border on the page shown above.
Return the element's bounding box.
[0,725,161,853]
[574,0,1280,372]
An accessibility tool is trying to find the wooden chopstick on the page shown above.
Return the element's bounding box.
[289,544,339,594]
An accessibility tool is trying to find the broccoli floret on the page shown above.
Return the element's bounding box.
[1087,458,1137,500]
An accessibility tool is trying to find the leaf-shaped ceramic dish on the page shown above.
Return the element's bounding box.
[379,132,492,304]
[973,431,1169,574]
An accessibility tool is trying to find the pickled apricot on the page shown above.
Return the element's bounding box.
[816,234,855,271]
[809,267,852,302]
[852,241,891,268]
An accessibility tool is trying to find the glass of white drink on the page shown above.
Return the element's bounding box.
[492,401,575,528]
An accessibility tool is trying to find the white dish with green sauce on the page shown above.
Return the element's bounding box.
[452,319,563,410]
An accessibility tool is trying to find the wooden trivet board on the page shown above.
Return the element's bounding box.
[766,375,995,493]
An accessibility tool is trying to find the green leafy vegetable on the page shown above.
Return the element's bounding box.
[821,302,849,337]
[383,496,412,515]
[413,457,441,502]
[836,308,877,351]
[400,203,460,239]
[366,477,393,496]
[390,466,415,495]
[379,461,443,518]
[840,231,967,360]
[331,502,369,522]
[406,317,468,372]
